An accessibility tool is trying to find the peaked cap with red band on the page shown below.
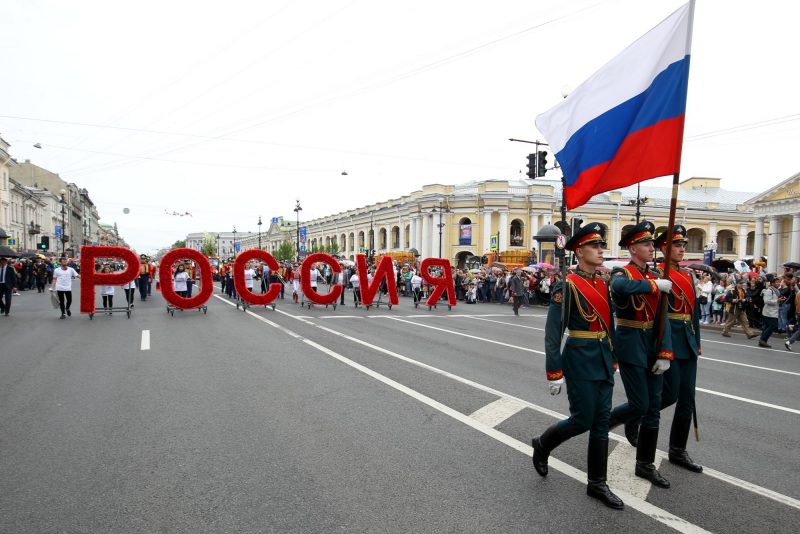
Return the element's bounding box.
[618,220,656,248]
[654,224,688,247]
[564,221,607,252]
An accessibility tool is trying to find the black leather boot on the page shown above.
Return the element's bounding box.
[635,426,670,488]
[586,438,624,510]
[608,411,639,447]
[669,416,703,473]
[531,425,568,477]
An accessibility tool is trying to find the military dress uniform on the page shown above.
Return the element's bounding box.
[656,225,703,473]
[608,220,673,488]
[531,223,624,510]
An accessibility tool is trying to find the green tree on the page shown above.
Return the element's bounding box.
[324,242,340,255]
[171,239,186,249]
[275,241,296,261]
[201,233,217,256]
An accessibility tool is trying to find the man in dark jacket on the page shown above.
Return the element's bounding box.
[0,257,18,316]
[509,270,525,315]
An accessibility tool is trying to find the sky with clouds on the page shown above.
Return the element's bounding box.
[2,0,798,253]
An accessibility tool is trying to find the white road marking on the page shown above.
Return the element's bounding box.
[607,444,659,501]
[243,307,709,533]
[702,337,800,354]
[140,330,150,351]
[699,356,800,377]
[469,397,528,427]
[695,387,800,415]
[386,317,546,355]
[263,305,800,511]
[464,315,546,331]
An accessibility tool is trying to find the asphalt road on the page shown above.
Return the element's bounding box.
[1,282,798,533]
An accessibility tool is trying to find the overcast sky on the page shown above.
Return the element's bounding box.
[2,0,798,253]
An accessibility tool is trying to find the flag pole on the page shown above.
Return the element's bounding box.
[653,0,697,439]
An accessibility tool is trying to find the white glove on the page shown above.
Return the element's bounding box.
[651,359,671,375]
[655,279,673,293]
[548,378,564,395]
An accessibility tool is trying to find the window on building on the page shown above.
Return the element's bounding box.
[510,219,524,247]
[717,230,736,255]
[686,228,705,253]
[746,231,754,256]
[391,226,400,249]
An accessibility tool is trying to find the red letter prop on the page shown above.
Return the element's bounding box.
[300,253,342,305]
[159,248,213,310]
[356,254,398,306]
[420,258,456,307]
[79,246,140,314]
[233,250,281,306]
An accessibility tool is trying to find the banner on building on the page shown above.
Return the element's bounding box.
[459,224,472,245]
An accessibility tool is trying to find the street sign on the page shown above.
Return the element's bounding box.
[490,234,498,252]
[234,242,241,252]
[556,234,567,250]
[300,243,307,253]
[6,238,16,246]
[55,225,62,237]
[271,217,279,223]
[299,226,307,242]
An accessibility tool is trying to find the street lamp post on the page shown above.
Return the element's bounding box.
[369,212,374,263]
[432,199,451,259]
[217,234,220,257]
[258,216,262,251]
[232,226,238,258]
[59,190,66,256]
[294,200,302,263]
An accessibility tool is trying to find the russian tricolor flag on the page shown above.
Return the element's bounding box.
[536,1,695,210]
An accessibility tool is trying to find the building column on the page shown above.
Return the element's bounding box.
[767,216,780,273]
[708,222,718,247]
[753,217,765,259]
[498,210,508,252]
[483,210,492,253]
[430,214,439,258]
[409,216,417,250]
[529,212,540,250]
[421,214,431,259]
[738,223,749,258]
[791,214,800,263]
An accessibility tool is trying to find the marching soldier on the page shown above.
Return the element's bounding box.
[655,225,703,473]
[608,220,674,489]
[531,223,624,510]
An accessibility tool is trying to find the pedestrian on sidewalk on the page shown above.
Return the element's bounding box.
[699,274,713,324]
[758,274,781,348]
[350,270,362,306]
[51,258,80,319]
[784,289,800,351]
[0,257,18,316]
[721,279,757,339]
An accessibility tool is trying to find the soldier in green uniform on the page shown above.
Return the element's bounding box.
[655,225,703,473]
[608,220,674,489]
[531,223,624,510]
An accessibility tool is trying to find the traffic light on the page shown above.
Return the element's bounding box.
[537,150,548,177]
[526,154,537,179]
[39,236,50,250]
[571,217,584,237]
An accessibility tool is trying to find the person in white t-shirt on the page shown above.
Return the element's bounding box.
[173,264,190,297]
[309,265,319,289]
[99,264,116,314]
[349,272,361,306]
[410,273,424,305]
[243,263,256,293]
[50,259,80,319]
[122,277,137,308]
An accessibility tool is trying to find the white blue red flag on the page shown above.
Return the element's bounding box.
[536,1,695,210]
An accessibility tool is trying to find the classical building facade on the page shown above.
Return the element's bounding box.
[290,176,758,267]
[185,231,255,257]
[745,171,800,272]
[1,135,14,241]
